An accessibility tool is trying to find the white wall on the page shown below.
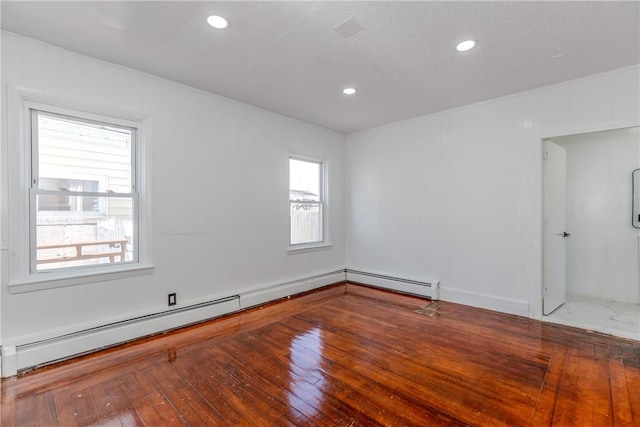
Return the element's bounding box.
[553,128,640,303]
[0,28,4,375]
[0,32,345,369]
[346,65,640,318]
[1,30,639,374]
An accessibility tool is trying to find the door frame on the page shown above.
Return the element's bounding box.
[538,125,639,318]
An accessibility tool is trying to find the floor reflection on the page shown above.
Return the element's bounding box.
[88,412,138,427]
[287,327,326,421]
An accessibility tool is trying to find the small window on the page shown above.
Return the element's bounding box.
[289,157,324,246]
[30,109,137,272]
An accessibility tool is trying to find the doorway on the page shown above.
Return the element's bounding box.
[542,127,640,340]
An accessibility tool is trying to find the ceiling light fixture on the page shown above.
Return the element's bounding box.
[342,87,357,95]
[455,40,476,52]
[207,15,229,29]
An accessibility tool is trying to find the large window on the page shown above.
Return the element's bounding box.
[289,157,324,246]
[30,109,138,272]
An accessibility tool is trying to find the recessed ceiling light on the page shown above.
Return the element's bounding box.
[342,87,357,95]
[455,40,476,52]
[207,15,229,29]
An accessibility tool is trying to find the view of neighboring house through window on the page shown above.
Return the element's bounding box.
[31,109,137,272]
[289,157,324,246]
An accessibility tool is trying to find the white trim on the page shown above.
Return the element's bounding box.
[37,175,109,216]
[440,286,530,317]
[346,270,439,300]
[288,154,328,248]
[287,242,333,254]
[239,270,345,309]
[539,123,640,142]
[1,270,346,377]
[8,263,155,294]
[27,104,139,273]
[6,297,240,376]
[5,85,153,289]
[534,126,640,319]
[1,345,17,379]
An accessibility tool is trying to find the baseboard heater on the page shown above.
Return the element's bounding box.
[2,269,347,377]
[346,269,439,300]
[7,295,240,375]
[239,270,347,309]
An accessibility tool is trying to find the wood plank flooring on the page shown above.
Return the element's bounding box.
[1,283,639,426]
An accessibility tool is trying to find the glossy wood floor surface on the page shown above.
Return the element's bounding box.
[1,283,639,426]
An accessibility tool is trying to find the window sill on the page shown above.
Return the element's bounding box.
[8,263,155,294]
[287,242,333,254]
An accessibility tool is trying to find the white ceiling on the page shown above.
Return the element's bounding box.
[2,1,639,133]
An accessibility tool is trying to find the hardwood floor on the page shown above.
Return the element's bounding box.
[1,283,639,426]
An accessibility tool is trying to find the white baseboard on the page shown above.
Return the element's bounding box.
[3,297,240,377]
[1,270,347,378]
[346,270,439,300]
[440,287,530,317]
[239,270,346,309]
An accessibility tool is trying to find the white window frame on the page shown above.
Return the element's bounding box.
[5,87,153,293]
[288,155,331,252]
[29,108,138,273]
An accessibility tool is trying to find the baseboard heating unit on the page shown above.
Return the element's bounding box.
[1,269,347,377]
[2,296,240,377]
[346,269,439,300]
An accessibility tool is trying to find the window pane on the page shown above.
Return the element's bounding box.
[35,195,134,270]
[290,202,321,245]
[39,178,101,212]
[290,158,320,202]
[37,113,133,193]
[289,157,323,245]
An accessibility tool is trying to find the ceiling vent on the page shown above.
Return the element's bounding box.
[333,18,364,39]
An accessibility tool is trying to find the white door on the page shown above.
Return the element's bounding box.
[543,140,568,315]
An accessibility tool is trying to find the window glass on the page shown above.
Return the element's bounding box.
[289,157,323,246]
[38,178,101,212]
[32,110,136,271]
